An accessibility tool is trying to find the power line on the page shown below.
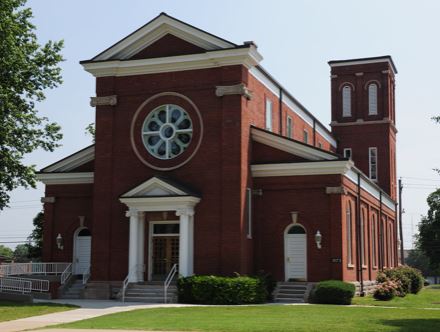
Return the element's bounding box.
[401,176,440,182]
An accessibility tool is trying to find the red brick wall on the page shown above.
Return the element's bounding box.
[330,61,397,199]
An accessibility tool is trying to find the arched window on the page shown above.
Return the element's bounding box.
[361,209,366,266]
[368,83,378,115]
[346,202,353,265]
[372,214,377,267]
[342,85,352,117]
[288,225,306,234]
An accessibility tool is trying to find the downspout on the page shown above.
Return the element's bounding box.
[313,119,317,146]
[356,173,364,296]
[279,88,283,135]
[379,192,383,270]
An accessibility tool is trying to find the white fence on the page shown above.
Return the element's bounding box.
[0,277,32,294]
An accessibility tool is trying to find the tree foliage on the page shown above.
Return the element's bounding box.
[0,244,14,259]
[417,189,440,271]
[26,210,43,260]
[0,0,64,210]
[13,243,30,262]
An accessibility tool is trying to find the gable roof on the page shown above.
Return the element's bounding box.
[251,126,340,162]
[120,176,200,198]
[40,145,95,173]
[86,12,237,62]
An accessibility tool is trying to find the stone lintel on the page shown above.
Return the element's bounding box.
[215,83,253,100]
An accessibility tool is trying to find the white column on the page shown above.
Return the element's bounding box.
[188,214,194,275]
[126,208,139,282]
[137,212,145,282]
[176,207,194,277]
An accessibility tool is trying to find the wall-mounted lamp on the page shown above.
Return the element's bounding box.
[315,230,322,249]
[290,211,299,224]
[56,233,64,250]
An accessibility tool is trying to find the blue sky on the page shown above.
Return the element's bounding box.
[1,0,440,250]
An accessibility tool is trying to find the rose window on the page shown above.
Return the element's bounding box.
[142,104,193,160]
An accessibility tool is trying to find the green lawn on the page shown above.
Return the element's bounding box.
[0,301,76,322]
[353,285,440,308]
[59,304,440,332]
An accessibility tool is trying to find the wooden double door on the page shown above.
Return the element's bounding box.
[152,236,179,280]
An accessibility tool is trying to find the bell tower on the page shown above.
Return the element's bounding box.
[328,56,397,199]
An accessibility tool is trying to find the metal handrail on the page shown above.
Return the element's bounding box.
[0,276,49,292]
[60,263,72,285]
[121,264,144,302]
[164,263,178,304]
[0,262,71,277]
[0,277,32,294]
[82,265,91,285]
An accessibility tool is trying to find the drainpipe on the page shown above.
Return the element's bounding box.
[279,88,283,135]
[313,119,317,146]
[379,192,383,270]
[356,173,365,296]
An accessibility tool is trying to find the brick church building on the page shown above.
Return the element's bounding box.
[37,13,399,296]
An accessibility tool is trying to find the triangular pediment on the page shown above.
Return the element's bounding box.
[91,13,236,61]
[121,176,196,198]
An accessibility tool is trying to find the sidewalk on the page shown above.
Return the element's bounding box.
[0,299,192,332]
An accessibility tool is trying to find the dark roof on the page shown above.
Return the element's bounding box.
[39,144,94,173]
[251,125,341,159]
[328,55,398,74]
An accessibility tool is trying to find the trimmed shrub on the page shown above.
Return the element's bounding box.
[254,270,277,301]
[373,279,398,301]
[177,275,267,305]
[311,280,355,305]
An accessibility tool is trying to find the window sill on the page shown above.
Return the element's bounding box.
[362,265,368,270]
[347,264,355,269]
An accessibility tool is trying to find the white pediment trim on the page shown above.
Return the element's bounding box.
[251,127,338,161]
[121,177,189,197]
[92,13,236,61]
[82,46,262,77]
[119,196,201,211]
[36,172,94,185]
[41,145,94,172]
[252,160,353,177]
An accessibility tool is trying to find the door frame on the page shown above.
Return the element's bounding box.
[284,223,307,281]
[72,226,91,275]
[148,220,179,281]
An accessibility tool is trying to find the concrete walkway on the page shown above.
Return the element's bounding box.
[0,299,192,332]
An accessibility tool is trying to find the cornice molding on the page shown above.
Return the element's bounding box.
[82,46,262,78]
[36,172,94,185]
[330,119,397,133]
[41,146,95,173]
[251,160,353,177]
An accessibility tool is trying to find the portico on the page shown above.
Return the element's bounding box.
[119,177,200,282]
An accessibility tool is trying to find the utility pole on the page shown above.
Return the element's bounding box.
[398,178,404,264]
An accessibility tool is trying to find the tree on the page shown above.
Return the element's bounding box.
[0,0,64,210]
[0,244,14,259]
[405,249,439,277]
[26,211,43,260]
[13,244,30,262]
[85,122,95,142]
[417,188,440,271]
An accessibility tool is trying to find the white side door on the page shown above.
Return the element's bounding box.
[285,232,307,281]
[74,235,91,275]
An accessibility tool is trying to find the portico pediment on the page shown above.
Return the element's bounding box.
[119,176,200,211]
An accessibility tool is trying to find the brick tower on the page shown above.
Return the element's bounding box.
[328,56,397,199]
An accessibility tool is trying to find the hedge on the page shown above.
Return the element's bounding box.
[177,275,268,304]
[311,280,355,305]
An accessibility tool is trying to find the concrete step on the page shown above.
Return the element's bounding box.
[274,298,304,303]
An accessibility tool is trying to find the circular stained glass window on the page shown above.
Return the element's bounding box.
[142,104,193,160]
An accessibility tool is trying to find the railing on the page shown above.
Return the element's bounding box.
[60,263,72,285]
[0,262,71,277]
[82,265,91,285]
[0,276,49,292]
[164,263,178,304]
[0,277,32,294]
[121,264,144,303]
